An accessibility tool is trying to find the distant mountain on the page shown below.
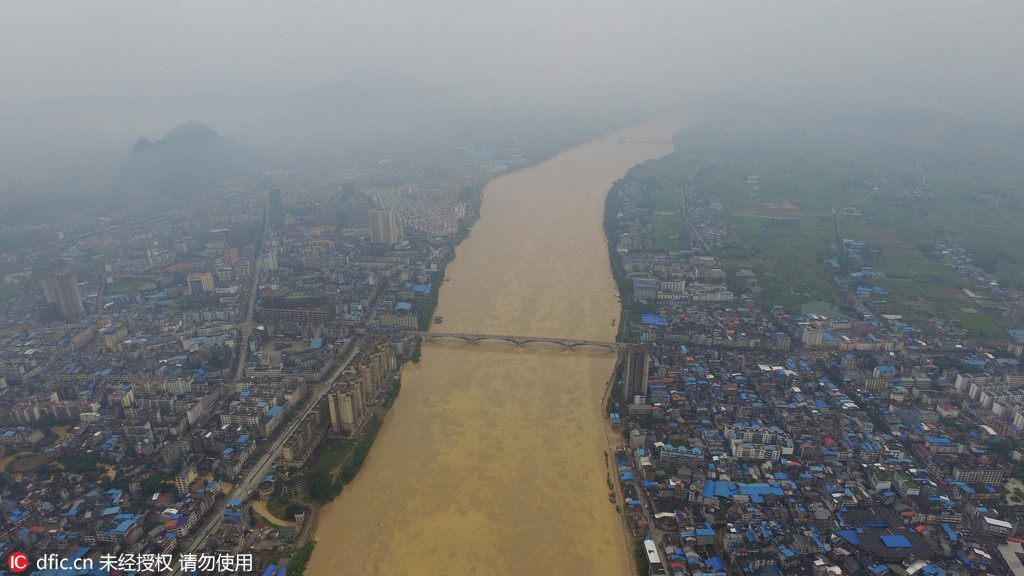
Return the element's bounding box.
[117,121,263,199]
[0,180,69,226]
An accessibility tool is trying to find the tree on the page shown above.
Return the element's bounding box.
[58,453,103,473]
[284,502,307,519]
[308,475,333,502]
[987,439,1016,454]
[140,473,175,495]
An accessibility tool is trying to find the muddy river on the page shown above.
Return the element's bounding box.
[308,118,686,575]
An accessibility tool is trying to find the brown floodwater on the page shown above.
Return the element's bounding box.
[307,118,687,576]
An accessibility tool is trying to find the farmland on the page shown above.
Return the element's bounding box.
[623,111,1024,344]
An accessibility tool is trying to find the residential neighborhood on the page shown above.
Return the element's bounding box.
[0,180,477,574]
[606,175,1024,576]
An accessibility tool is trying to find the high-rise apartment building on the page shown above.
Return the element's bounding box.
[439,182,459,204]
[327,339,396,434]
[269,189,284,229]
[369,209,400,245]
[41,275,84,318]
[327,386,362,435]
[259,251,278,271]
[623,344,651,403]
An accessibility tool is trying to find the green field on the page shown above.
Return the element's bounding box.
[623,116,1024,344]
[105,279,150,293]
[10,454,48,473]
[648,186,683,251]
[727,216,840,311]
[310,440,352,472]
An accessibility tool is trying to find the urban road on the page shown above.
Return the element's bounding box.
[174,223,388,573]
[176,338,364,569]
[231,207,270,383]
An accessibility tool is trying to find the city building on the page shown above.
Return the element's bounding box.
[258,307,329,325]
[41,275,84,318]
[176,467,198,494]
[369,209,401,245]
[101,324,128,352]
[186,272,215,295]
[439,182,459,204]
[954,467,1006,485]
[327,387,361,435]
[259,251,278,271]
[802,326,824,347]
[623,344,650,402]
[269,189,284,229]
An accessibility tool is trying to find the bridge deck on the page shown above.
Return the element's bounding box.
[410,331,624,352]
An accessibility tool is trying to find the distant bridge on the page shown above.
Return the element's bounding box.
[410,331,625,353]
[616,137,673,145]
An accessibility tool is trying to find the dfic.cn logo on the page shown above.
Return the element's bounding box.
[8,552,28,572]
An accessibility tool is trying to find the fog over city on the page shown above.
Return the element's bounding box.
[7,2,1024,574]
[2,0,1023,188]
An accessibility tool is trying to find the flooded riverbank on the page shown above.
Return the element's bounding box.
[308,118,687,576]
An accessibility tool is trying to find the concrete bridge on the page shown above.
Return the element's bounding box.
[409,331,624,353]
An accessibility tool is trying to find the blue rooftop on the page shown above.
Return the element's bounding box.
[880,534,911,548]
[642,314,669,326]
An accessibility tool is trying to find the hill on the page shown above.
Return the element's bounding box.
[117,121,262,199]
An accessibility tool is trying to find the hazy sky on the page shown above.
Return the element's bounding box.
[3,0,1023,183]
